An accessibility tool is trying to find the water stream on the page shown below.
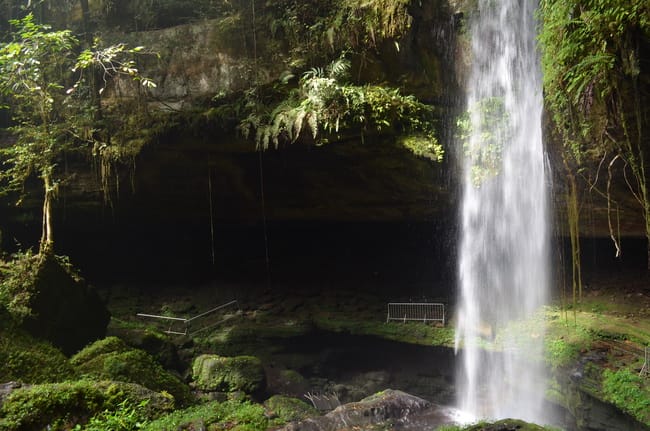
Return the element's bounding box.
[456,0,549,423]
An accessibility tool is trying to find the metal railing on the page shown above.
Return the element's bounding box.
[386,302,445,325]
[137,299,240,336]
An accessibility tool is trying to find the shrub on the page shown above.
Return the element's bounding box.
[602,368,650,424]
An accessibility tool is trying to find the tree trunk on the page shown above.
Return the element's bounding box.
[39,174,54,254]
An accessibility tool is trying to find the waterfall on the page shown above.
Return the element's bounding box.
[455,0,549,423]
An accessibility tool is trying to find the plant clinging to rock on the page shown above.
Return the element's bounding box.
[239,56,442,162]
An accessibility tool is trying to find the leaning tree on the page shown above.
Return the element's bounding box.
[0,13,154,254]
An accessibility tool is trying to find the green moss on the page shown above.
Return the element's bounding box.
[313,313,455,347]
[70,336,129,366]
[72,338,192,405]
[192,354,266,395]
[264,395,318,424]
[0,380,174,431]
[142,399,269,431]
[0,322,75,384]
[0,252,110,355]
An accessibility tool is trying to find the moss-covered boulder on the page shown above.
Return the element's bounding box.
[71,337,192,405]
[108,322,183,372]
[192,354,266,395]
[0,323,76,384]
[0,380,174,431]
[0,253,110,355]
[264,395,318,424]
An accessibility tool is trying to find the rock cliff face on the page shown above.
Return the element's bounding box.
[1,1,466,284]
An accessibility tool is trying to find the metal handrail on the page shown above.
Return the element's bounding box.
[136,313,187,322]
[137,299,239,335]
[186,300,239,323]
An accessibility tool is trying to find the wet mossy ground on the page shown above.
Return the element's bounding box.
[2,269,648,430]
[101,273,650,430]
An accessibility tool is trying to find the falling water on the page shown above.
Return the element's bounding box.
[456,0,548,424]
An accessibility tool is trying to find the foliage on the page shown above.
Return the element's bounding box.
[602,368,650,424]
[74,398,150,431]
[141,399,269,431]
[72,337,191,406]
[267,0,412,66]
[0,250,82,322]
[0,380,173,431]
[0,13,154,252]
[456,97,509,186]
[239,56,440,160]
[538,0,650,270]
[0,250,41,322]
[545,337,580,370]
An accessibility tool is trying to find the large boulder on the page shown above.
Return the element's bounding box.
[17,254,110,355]
[71,337,192,405]
[0,325,76,384]
[279,389,456,431]
[264,395,318,424]
[192,354,266,395]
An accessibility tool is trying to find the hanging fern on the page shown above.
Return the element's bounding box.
[238,56,440,160]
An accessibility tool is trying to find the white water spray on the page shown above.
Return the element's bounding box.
[456,0,549,423]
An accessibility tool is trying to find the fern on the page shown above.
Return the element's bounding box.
[238,55,438,160]
[326,57,351,80]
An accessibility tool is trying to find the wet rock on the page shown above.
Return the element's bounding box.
[266,368,309,397]
[0,382,25,406]
[277,389,436,431]
[20,254,110,355]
